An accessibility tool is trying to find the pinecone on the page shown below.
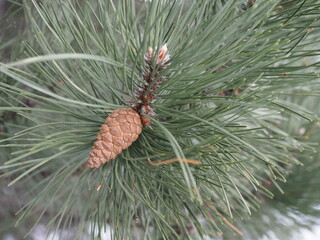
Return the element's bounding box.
[87,108,142,168]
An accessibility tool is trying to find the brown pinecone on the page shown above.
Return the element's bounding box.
[87,108,142,168]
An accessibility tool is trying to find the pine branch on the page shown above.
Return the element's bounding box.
[0,0,320,239]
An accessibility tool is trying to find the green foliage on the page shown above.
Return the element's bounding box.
[224,94,320,240]
[0,0,320,239]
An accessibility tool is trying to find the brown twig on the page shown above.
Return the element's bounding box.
[133,44,170,127]
[148,158,200,166]
[205,202,244,236]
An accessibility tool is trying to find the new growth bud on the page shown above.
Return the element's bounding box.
[133,44,171,127]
